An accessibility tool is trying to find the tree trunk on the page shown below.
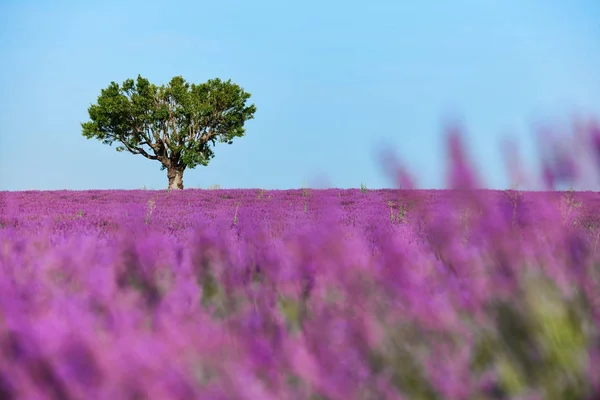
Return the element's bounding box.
[167,166,185,190]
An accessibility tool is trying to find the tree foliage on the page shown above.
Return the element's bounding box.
[81,75,256,187]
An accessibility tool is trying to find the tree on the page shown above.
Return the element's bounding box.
[81,75,257,189]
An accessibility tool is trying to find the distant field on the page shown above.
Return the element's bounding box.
[3,188,600,233]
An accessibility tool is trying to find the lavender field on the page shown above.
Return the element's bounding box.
[2,133,600,399]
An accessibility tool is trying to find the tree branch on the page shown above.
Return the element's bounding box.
[121,140,158,160]
[130,115,153,145]
[198,127,218,145]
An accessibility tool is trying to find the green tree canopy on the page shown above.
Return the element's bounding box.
[82,75,256,189]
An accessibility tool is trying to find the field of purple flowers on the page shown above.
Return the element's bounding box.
[2,128,600,399]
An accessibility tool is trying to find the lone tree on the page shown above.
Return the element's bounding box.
[82,75,256,189]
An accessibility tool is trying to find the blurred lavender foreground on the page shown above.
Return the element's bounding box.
[3,121,600,399]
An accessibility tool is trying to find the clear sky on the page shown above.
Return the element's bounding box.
[1,0,599,191]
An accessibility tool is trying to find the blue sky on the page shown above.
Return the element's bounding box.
[1,0,599,191]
